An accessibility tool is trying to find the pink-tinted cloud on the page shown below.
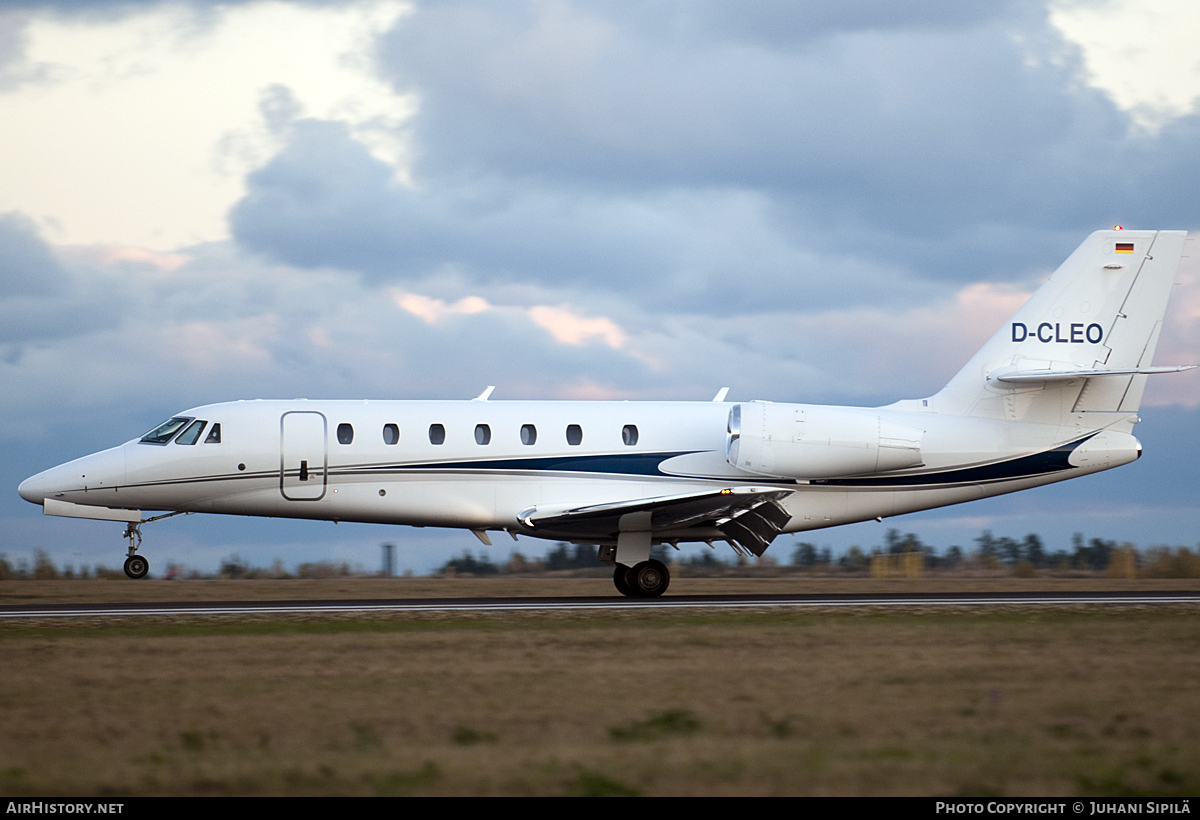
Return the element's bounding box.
[527,304,626,348]
[391,290,492,323]
[60,243,191,272]
[392,288,628,350]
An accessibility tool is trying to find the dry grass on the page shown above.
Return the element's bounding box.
[3,574,1198,605]
[1,584,1198,796]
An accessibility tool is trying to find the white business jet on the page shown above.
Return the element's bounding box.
[18,229,1196,596]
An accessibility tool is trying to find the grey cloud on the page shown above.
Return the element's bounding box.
[0,12,34,92]
[377,3,1199,227]
[223,1,1200,311]
[0,298,104,345]
[335,2,1193,286]
[574,0,1034,47]
[0,1,254,94]
[230,120,398,270]
[230,118,945,314]
[0,215,214,345]
[377,3,1095,200]
[259,83,304,136]
[0,213,67,295]
[5,0,259,14]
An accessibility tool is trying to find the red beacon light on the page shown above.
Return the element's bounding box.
[1114,225,1123,230]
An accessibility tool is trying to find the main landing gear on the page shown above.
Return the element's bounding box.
[613,559,670,598]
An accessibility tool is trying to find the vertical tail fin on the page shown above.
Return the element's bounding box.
[930,229,1189,426]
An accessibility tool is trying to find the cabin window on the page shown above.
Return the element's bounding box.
[520,424,537,445]
[566,424,583,446]
[429,423,446,445]
[382,423,399,445]
[175,420,207,446]
[204,423,221,444]
[337,423,354,445]
[475,424,491,445]
[622,424,639,446]
[140,417,192,445]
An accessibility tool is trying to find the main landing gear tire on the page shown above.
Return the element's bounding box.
[614,559,670,598]
[124,555,149,580]
[614,564,635,596]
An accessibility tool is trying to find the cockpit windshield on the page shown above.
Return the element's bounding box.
[175,419,207,445]
[140,417,193,444]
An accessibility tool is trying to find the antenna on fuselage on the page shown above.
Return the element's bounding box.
[473,386,496,401]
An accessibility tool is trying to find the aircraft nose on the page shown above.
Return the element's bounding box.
[17,446,127,505]
[18,468,59,505]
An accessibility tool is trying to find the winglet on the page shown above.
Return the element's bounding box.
[473,386,496,401]
[712,387,730,402]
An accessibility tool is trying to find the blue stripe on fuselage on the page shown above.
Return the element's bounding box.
[347,451,698,478]
[815,436,1092,487]
[335,437,1092,486]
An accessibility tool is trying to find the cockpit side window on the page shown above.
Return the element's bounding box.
[175,420,207,445]
[140,417,193,444]
[204,423,221,444]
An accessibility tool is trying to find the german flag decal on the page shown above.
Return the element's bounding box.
[1116,242,1134,254]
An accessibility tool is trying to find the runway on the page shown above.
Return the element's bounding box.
[2,589,1198,618]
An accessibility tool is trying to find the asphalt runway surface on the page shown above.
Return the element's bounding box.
[2,589,1198,618]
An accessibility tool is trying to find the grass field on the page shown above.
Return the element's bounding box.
[1,578,1198,796]
[4,574,1199,604]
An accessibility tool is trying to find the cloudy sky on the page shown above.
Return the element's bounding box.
[2,0,1198,576]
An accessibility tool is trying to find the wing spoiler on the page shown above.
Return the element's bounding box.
[517,486,793,556]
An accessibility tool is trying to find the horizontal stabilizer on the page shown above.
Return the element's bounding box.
[989,364,1196,385]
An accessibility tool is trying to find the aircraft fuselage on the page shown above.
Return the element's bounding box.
[18,397,1139,543]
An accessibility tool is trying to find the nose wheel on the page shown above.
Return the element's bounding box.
[122,521,148,579]
[124,554,149,579]
[115,511,189,580]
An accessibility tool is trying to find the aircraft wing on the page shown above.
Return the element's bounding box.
[516,486,793,556]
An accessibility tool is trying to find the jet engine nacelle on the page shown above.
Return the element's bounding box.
[726,403,924,479]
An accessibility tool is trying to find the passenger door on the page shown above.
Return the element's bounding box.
[280,411,327,500]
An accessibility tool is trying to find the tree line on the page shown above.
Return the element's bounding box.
[442,529,1199,578]
[790,529,1200,577]
[3,529,1198,579]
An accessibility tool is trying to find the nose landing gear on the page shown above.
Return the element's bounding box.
[122,522,149,579]
[119,511,190,579]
